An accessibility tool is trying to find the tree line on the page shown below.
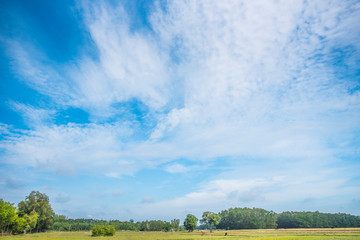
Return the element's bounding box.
[276,211,360,228]
[52,215,180,232]
[217,207,360,229]
[51,209,360,233]
[1,191,360,235]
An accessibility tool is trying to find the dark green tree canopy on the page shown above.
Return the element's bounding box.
[18,191,54,232]
[183,214,198,232]
[218,207,277,229]
[277,211,360,228]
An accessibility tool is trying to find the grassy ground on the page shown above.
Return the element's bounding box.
[1,228,360,240]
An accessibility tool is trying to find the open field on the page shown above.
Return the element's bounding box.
[1,228,360,240]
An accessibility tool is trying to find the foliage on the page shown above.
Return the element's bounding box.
[18,191,54,232]
[10,216,27,234]
[200,211,221,232]
[51,217,176,232]
[22,211,39,233]
[218,207,277,229]
[137,220,174,231]
[91,225,115,236]
[171,219,180,231]
[0,199,39,235]
[162,222,173,232]
[110,220,137,231]
[277,211,360,228]
[183,214,198,232]
[49,210,360,232]
[0,199,18,235]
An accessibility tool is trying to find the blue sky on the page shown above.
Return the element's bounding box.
[0,0,360,221]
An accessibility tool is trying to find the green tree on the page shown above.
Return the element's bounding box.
[183,214,198,232]
[276,211,360,228]
[23,211,39,233]
[171,218,180,231]
[18,191,54,232]
[0,199,17,235]
[200,211,221,233]
[162,222,172,232]
[10,216,27,234]
[218,207,278,229]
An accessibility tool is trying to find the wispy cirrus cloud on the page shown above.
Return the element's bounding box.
[6,5,170,120]
[8,101,55,128]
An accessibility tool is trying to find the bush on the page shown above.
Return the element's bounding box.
[91,225,115,236]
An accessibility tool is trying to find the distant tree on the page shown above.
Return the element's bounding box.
[184,214,198,232]
[53,214,67,222]
[138,220,150,231]
[218,207,277,229]
[148,220,165,231]
[162,222,172,231]
[276,211,360,229]
[18,191,54,232]
[171,218,180,231]
[200,211,221,233]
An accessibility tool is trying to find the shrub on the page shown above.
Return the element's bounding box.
[91,225,115,236]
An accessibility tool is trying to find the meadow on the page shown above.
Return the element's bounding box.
[1,228,360,240]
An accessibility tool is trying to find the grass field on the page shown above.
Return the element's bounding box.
[1,228,360,240]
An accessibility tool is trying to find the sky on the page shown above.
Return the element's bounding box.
[0,0,360,221]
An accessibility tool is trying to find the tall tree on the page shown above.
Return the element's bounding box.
[18,191,54,232]
[200,211,221,233]
[183,214,198,232]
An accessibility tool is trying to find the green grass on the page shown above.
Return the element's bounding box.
[1,228,360,240]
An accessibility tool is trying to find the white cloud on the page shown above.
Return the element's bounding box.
[7,2,172,119]
[128,169,360,219]
[0,123,139,177]
[1,0,360,218]
[151,0,359,128]
[84,3,171,109]
[164,163,190,174]
[3,0,358,172]
[8,101,55,127]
